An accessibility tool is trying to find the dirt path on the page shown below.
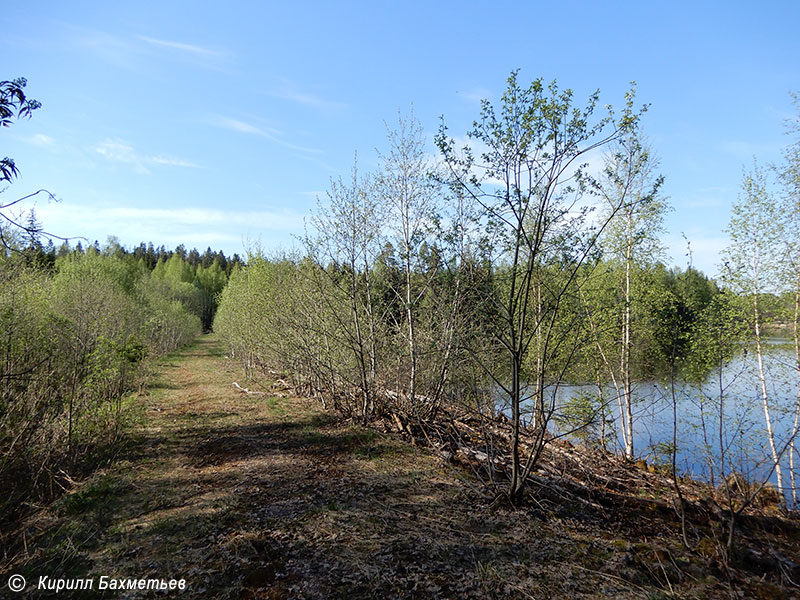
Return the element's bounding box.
[5,335,698,599]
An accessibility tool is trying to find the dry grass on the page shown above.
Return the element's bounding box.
[3,334,799,599]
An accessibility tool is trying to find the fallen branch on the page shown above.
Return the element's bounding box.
[232,382,267,396]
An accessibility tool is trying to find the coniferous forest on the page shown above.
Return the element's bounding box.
[4,72,800,597]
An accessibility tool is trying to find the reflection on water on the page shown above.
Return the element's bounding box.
[500,341,799,499]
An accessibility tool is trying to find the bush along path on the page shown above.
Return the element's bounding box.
[4,334,800,599]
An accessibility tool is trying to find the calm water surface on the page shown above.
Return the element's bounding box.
[504,341,800,498]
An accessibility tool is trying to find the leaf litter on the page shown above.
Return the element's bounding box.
[3,334,799,599]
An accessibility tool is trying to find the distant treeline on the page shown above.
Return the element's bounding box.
[22,235,243,277]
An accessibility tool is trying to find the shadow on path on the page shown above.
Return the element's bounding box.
[8,334,656,600]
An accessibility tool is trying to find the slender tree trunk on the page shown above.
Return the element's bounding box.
[510,349,523,504]
[751,229,785,499]
[508,232,524,505]
[532,276,543,430]
[580,288,625,454]
[405,251,417,406]
[790,273,800,507]
[622,211,634,460]
[321,320,335,410]
[430,279,458,412]
[363,260,377,416]
[349,269,371,421]
[596,371,606,452]
[669,356,690,548]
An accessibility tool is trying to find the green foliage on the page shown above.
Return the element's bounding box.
[0,249,201,520]
[149,253,227,331]
[215,255,301,378]
[723,161,782,296]
[576,260,721,384]
[212,73,800,508]
[554,393,603,443]
[1,77,41,183]
[194,259,228,331]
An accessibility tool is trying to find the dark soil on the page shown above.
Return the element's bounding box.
[3,334,799,599]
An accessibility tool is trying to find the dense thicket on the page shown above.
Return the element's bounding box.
[26,237,238,330]
[214,80,725,506]
[215,246,496,418]
[215,254,718,405]
[215,75,800,521]
[0,238,226,520]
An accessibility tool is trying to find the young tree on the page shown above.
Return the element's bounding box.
[194,259,228,331]
[686,291,755,555]
[591,133,667,459]
[377,109,440,409]
[436,71,643,504]
[723,161,787,501]
[777,92,800,507]
[305,159,384,421]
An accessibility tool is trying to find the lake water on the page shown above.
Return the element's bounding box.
[504,342,800,501]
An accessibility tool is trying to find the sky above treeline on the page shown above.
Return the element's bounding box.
[3,1,798,276]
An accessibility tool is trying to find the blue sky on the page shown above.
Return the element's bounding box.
[2,1,798,275]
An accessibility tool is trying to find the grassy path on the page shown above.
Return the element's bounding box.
[6,335,691,599]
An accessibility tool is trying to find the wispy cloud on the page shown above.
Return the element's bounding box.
[95,139,200,172]
[266,80,347,111]
[108,206,304,230]
[67,27,229,71]
[150,155,201,168]
[212,116,323,155]
[95,140,140,164]
[137,35,220,57]
[25,134,56,147]
[214,117,281,137]
[71,30,143,68]
[36,202,305,247]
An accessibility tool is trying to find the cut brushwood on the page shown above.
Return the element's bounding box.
[232,382,267,395]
